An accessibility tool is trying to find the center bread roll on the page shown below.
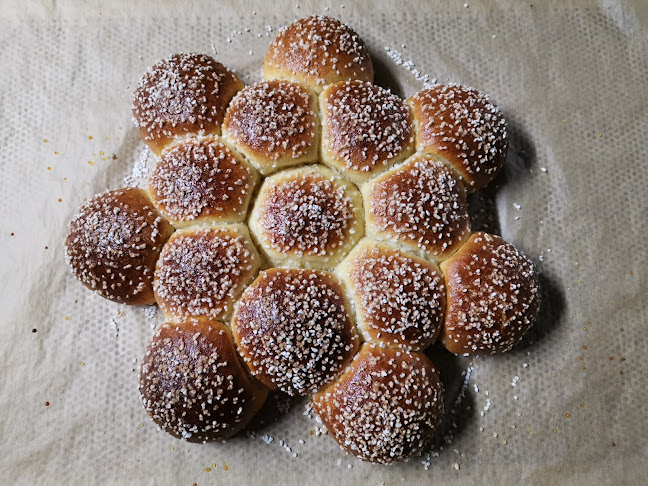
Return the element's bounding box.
[248,164,364,270]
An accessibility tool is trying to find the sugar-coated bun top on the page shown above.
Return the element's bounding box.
[132,53,243,154]
[139,319,268,442]
[363,153,470,261]
[223,80,319,174]
[408,84,508,190]
[441,232,540,356]
[336,239,445,350]
[263,16,374,93]
[313,344,444,464]
[147,136,258,227]
[232,268,358,396]
[321,81,414,183]
[153,224,261,321]
[249,165,364,269]
[65,188,174,305]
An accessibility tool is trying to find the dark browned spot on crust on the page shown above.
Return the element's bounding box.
[64,188,174,305]
[232,268,358,396]
[148,137,257,225]
[408,84,508,190]
[440,232,540,356]
[313,345,444,464]
[139,319,268,442]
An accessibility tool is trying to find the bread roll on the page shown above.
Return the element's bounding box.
[153,224,261,321]
[407,84,508,191]
[440,232,540,356]
[232,268,359,396]
[335,238,445,350]
[248,165,364,270]
[147,136,259,228]
[363,153,470,261]
[313,344,444,464]
[132,53,243,155]
[139,319,268,442]
[65,188,174,305]
[263,16,374,93]
[320,80,414,183]
[222,80,319,175]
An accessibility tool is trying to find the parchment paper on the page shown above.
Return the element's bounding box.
[1,0,647,484]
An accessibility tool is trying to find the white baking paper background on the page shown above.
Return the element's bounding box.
[1,0,647,484]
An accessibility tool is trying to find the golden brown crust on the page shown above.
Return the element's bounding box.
[320,81,414,182]
[147,137,258,227]
[232,268,359,396]
[313,344,444,464]
[440,232,540,356]
[336,239,445,350]
[222,81,319,174]
[153,224,261,321]
[139,319,268,442]
[363,153,471,261]
[263,16,374,93]
[64,188,174,305]
[407,84,508,191]
[132,53,243,155]
[248,165,364,270]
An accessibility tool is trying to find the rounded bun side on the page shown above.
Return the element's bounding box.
[407,84,508,191]
[232,268,359,396]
